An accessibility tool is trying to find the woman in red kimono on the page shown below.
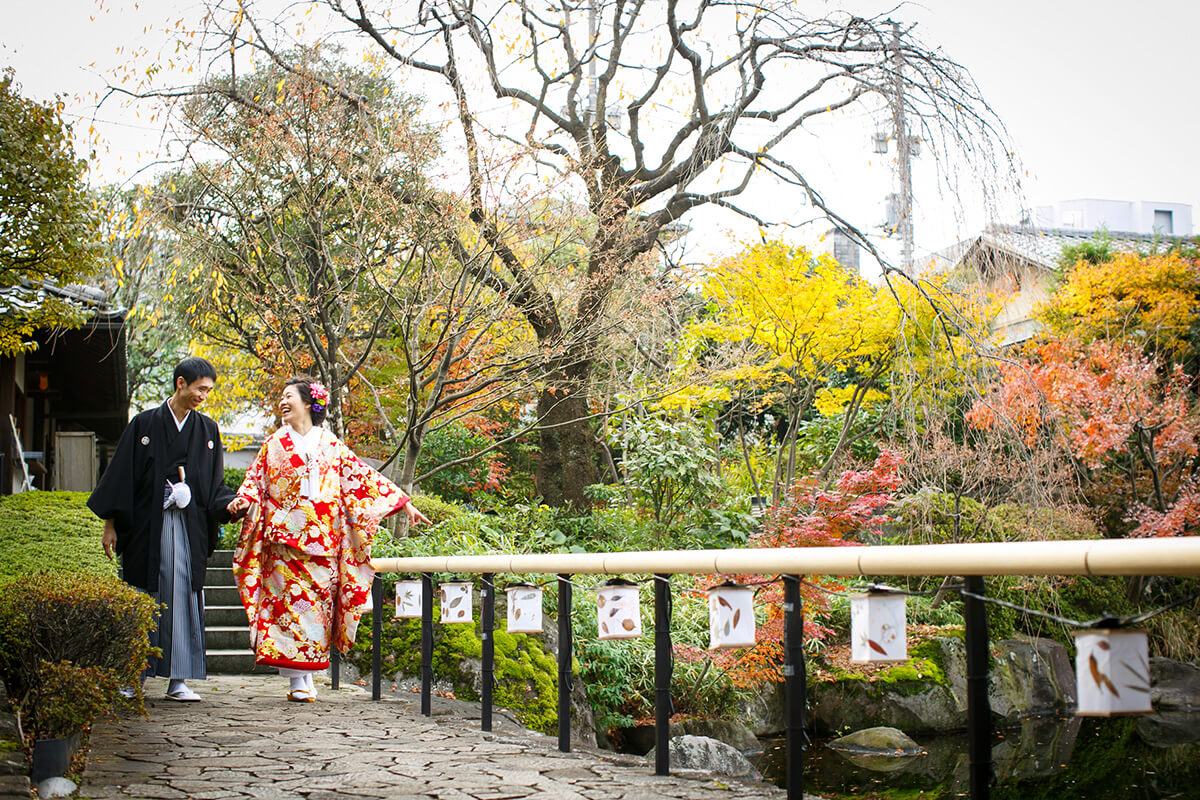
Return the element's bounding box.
[229,377,429,701]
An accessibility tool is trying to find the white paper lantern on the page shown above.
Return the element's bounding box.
[708,582,756,650]
[438,581,473,624]
[394,579,424,619]
[596,579,642,640]
[850,590,908,663]
[505,583,544,634]
[1073,628,1151,717]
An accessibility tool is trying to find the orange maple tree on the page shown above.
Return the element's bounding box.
[967,340,1200,537]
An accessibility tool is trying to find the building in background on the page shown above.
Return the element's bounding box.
[1034,199,1193,237]
[933,200,1195,346]
[0,282,127,494]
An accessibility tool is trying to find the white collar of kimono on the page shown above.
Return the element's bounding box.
[165,400,190,431]
[287,424,324,498]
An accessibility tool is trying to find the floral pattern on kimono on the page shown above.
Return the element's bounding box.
[232,426,406,669]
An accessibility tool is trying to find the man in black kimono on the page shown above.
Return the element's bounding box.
[89,356,238,701]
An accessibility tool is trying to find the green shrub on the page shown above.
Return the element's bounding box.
[408,494,463,526]
[0,492,115,585]
[0,572,158,739]
[223,467,247,492]
[26,661,119,740]
[415,423,498,503]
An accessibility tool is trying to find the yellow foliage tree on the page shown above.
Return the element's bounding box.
[666,241,988,498]
[1038,251,1200,358]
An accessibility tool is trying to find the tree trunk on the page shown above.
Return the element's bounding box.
[535,365,597,510]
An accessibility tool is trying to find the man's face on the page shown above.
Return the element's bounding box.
[175,376,215,410]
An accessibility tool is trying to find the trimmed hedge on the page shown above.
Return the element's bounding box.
[0,572,157,738]
[0,492,156,742]
[0,491,115,586]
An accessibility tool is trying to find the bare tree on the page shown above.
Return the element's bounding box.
[155,0,1015,506]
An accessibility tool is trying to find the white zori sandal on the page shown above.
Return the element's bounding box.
[165,683,201,702]
[286,674,318,702]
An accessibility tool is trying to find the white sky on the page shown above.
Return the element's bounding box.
[3,0,1198,269]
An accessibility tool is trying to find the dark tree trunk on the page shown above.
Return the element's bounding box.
[535,366,597,510]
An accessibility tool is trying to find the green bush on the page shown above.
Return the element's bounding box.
[26,661,119,740]
[0,572,157,739]
[0,492,115,585]
[409,494,463,526]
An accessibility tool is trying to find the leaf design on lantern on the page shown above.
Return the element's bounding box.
[621,618,636,631]
[522,593,537,601]
[724,620,731,636]
[514,607,522,619]
[609,607,621,617]
[601,621,609,634]
[1089,653,1119,696]
[733,609,741,628]
[1120,659,1150,690]
[1098,640,1111,651]
[597,595,607,608]
[717,596,732,609]
[449,595,463,608]
[868,639,888,656]
[457,609,466,619]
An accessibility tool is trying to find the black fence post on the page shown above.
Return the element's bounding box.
[371,575,383,701]
[481,573,495,732]
[783,575,806,800]
[964,575,993,800]
[557,573,573,753]
[654,573,672,776]
[330,648,340,691]
[421,572,433,717]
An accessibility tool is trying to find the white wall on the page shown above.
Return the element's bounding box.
[1033,199,1193,235]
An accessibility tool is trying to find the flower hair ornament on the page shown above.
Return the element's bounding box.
[308,382,329,413]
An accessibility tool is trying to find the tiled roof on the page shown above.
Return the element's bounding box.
[933,224,1194,274]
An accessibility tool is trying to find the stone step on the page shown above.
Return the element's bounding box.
[205,586,242,607]
[207,549,234,568]
[205,626,254,651]
[205,605,250,627]
[206,649,272,675]
[205,565,234,587]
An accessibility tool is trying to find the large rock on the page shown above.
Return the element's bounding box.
[810,636,1078,735]
[1150,658,1200,709]
[738,678,786,737]
[1136,711,1200,747]
[669,717,761,753]
[810,677,965,735]
[646,735,758,778]
[828,726,923,756]
[989,636,1076,721]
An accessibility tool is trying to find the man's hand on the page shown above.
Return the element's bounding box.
[227,496,251,519]
[403,501,431,527]
[102,519,117,560]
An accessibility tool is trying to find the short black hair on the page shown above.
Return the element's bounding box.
[285,376,328,426]
[173,357,217,388]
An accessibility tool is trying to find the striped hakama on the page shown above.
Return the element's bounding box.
[144,507,206,680]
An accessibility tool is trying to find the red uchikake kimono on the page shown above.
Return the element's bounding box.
[233,426,408,670]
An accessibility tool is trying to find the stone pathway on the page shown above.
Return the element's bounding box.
[79,675,789,800]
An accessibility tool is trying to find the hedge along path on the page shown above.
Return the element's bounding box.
[78,674,784,800]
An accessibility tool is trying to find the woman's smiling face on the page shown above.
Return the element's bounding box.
[279,385,312,428]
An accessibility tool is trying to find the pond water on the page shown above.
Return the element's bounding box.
[753,712,1200,799]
